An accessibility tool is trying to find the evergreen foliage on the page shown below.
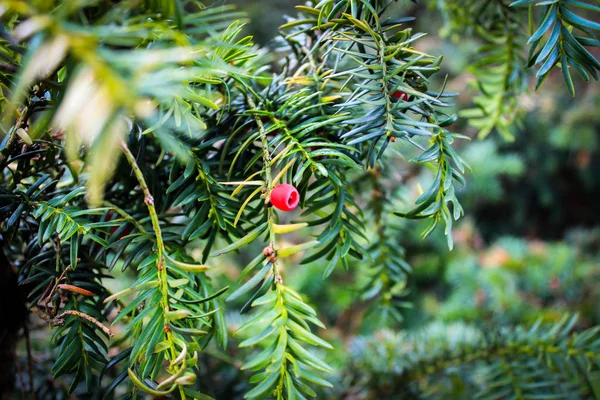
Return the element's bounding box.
[438,0,600,139]
[348,316,600,399]
[0,0,598,399]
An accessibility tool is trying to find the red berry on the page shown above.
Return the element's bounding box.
[270,184,300,212]
[392,91,409,101]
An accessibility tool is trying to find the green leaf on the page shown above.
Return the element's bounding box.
[210,222,267,257]
[227,262,272,303]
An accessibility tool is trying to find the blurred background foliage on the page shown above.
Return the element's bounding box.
[5,0,600,398]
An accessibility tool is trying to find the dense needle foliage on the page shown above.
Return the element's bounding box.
[0,0,599,399]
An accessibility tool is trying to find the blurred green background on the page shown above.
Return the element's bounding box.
[227,0,299,44]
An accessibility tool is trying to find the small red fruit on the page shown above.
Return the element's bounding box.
[391,91,409,101]
[270,184,300,212]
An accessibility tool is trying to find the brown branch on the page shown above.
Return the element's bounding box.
[38,265,71,317]
[54,310,113,338]
[57,284,95,297]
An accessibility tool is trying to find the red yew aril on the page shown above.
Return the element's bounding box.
[392,90,409,101]
[270,184,300,212]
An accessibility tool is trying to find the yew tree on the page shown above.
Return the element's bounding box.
[1,0,599,399]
